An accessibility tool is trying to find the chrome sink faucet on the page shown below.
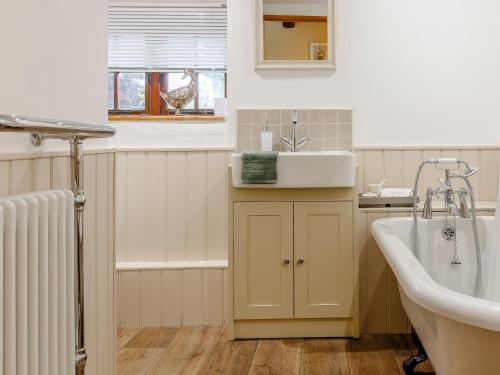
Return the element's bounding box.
[279,110,311,152]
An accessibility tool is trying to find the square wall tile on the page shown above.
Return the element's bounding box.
[324,139,339,151]
[324,124,338,138]
[339,110,352,124]
[309,110,324,123]
[339,124,352,138]
[309,124,324,138]
[338,138,353,151]
[324,110,338,123]
[238,110,252,125]
[251,110,281,126]
[237,125,252,141]
[237,139,251,152]
[236,109,352,153]
[251,110,266,126]
[266,110,281,125]
[251,138,261,151]
[310,139,324,151]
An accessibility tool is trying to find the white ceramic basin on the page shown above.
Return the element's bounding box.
[231,151,356,188]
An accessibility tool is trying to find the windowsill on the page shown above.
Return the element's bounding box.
[108,114,225,122]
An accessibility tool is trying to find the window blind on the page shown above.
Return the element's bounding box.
[108,3,227,72]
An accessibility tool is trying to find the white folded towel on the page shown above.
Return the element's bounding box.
[380,188,413,197]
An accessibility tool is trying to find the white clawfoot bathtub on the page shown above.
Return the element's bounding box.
[371,216,500,375]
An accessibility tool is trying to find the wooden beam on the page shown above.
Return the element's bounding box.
[263,15,327,22]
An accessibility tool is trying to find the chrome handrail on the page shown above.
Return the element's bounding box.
[0,113,115,141]
[0,113,115,375]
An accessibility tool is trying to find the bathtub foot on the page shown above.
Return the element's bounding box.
[403,328,428,375]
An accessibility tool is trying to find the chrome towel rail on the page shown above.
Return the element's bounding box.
[0,114,115,375]
[0,114,115,144]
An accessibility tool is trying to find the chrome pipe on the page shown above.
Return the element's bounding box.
[71,138,87,374]
[450,174,482,297]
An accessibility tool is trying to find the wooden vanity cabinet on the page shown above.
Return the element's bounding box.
[228,174,358,339]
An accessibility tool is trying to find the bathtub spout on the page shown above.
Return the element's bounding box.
[422,188,433,219]
[458,189,471,218]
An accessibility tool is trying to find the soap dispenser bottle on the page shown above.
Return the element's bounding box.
[260,120,273,152]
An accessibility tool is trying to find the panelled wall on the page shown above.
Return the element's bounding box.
[354,147,500,200]
[115,146,499,333]
[355,147,499,334]
[115,150,233,262]
[117,267,227,327]
[0,151,115,375]
[115,150,232,327]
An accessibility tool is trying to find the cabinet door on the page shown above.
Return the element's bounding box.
[294,202,354,318]
[233,202,294,319]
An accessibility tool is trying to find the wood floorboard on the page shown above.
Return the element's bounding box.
[116,328,436,375]
[146,326,222,375]
[389,334,415,375]
[197,328,259,375]
[346,335,402,375]
[117,348,164,375]
[117,327,141,349]
[249,339,303,375]
[125,326,181,348]
[300,338,350,375]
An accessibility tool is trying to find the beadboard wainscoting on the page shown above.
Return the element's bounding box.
[114,150,232,329]
[117,265,228,327]
[115,145,499,334]
[115,150,233,263]
[0,151,116,375]
[354,147,500,200]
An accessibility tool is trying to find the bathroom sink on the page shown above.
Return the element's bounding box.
[231,151,356,188]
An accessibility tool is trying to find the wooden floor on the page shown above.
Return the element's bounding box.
[117,326,435,375]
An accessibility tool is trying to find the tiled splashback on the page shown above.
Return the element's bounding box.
[237,109,353,152]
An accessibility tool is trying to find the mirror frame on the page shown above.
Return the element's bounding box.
[255,0,336,70]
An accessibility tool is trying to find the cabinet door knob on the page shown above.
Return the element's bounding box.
[297,258,305,265]
[283,259,290,265]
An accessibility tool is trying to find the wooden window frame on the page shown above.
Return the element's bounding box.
[108,71,227,117]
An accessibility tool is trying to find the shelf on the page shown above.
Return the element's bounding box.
[108,114,225,122]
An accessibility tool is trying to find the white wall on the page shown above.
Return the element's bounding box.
[0,1,115,373]
[0,0,109,151]
[228,0,500,147]
[110,121,233,149]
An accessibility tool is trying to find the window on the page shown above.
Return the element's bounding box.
[107,71,226,115]
[108,3,227,117]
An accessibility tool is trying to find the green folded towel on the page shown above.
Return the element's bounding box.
[241,151,279,184]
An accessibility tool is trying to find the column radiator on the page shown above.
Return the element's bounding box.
[1,190,75,375]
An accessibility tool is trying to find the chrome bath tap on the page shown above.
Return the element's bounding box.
[280,110,311,152]
[412,158,482,296]
[420,165,477,219]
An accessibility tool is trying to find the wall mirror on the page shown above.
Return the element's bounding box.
[256,0,335,70]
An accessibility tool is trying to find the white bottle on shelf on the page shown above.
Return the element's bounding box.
[260,120,273,152]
